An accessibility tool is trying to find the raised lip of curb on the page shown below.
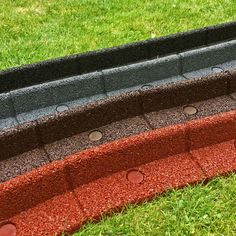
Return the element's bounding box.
[0,109,235,235]
[0,21,236,93]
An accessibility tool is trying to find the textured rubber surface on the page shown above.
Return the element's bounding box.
[1,71,236,182]
[0,72,229,158]
[1,21,236,236]
[1,41,236,128]
[0,21,235,93]
[0,110,235,235]
[1,22,236,129]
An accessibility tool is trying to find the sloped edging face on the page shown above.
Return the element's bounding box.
[0,110,235,235]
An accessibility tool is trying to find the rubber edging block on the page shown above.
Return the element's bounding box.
[0,21,236,93]
[73,153,204,222]
[3,39,235,121]
[37,90,142,144]
[141,71,229,113]
[32,71,232,144]
[0,161,68,220]
[0,121,40,160]
[65,124,186,187]
[65,110,236,189]
[188,110,236,150]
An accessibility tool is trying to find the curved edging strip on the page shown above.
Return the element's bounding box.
[0,21,236,93]
[1,39,236,131]
[0,71,234,161]
[0,110,235,235]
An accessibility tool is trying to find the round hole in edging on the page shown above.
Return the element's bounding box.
[141,84,153,90]
[127,170,144,184]
[56,104,69,112]
[211,67,223,73]
[0,223,16,236]
[183,105,198,115]
[88,130,103,141]
[230,93,236,100]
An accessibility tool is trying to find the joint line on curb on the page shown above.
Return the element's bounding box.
[64,165,87,216]
[225,70,232,94]
[101,70,108,97]
[8,91,19,124]
[141,114,155,130]
[184,125,207,177]
[178,53,184,76]
[188,151,207,178]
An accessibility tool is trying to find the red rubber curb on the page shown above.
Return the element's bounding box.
[0,110,236,235]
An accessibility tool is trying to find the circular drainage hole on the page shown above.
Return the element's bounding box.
[141,84,153,90]
[127,170,144,184]
[56,104,69,112]
[0,224,16,236]
[89,130,103,141]
[183,105,198,115]
[211,67,223,73]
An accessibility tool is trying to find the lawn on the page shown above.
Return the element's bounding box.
[1,0,236,235]
[0,0,236,70]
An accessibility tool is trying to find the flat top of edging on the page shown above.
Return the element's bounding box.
[0,20,236,93]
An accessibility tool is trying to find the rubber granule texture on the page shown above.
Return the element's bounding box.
[0,110,236,235]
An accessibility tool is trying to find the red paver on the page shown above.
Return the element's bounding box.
[188,110,236,150]
[74,153,203,220]
[65,124,186,188]
[9,192,85,236]
[0,161,67,220]
[191,140,236,178]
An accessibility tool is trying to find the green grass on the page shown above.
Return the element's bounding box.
[1,0,236,235]
[74,175,236,236]
[0,0,236,71]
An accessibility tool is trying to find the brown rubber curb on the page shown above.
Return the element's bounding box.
[1,70,236,182]
[0,110,235,235]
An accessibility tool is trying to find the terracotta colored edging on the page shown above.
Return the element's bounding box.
[0,110,235,235]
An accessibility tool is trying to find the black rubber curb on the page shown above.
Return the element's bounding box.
[1,21,236,93]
